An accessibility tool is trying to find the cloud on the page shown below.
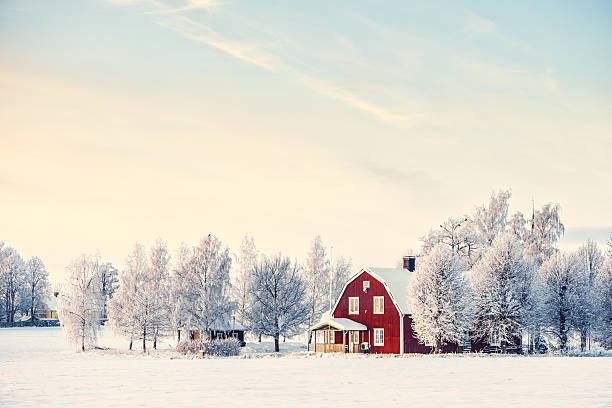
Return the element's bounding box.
[361,161,442,193]
[463,12,495,39]
[109,0,427,126]
[146,0,221,15]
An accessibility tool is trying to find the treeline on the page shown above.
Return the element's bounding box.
[0,242,50,325]
[57,235,351,352]
[410,190,612,353]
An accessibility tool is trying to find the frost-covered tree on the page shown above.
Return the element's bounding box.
[473,190,512,247]
[421,217,479,266]
[303,235,330,350]
[99,262,119,319]
[232,235,258,327]
[530,203,564,264]
[593,256,612,349]
[410,244,472,353]
[107,242,168,352]
[470,233,535,352]
[572,239,604,351]
[1,246,25,325]
[167,242,191,342]
[246,254,309,352]
[539,251,582,353]
[58,254,104,351]
[330,256,352,301]
[24,256,49,320]
[182,235,233,339]
[149,239,170,349]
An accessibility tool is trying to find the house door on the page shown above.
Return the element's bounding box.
[348,331,360,353]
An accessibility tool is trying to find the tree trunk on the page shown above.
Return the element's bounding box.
[434,337,440,354]
[129,339,133,350]
[154,328,157,350]
[580,330,587,352]
[258,333,262,343]
[177,329,181,342]
[274,335,280,352]
[81,320,85,352]
[143,327,147,352]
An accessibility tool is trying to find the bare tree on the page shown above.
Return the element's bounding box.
[246,254,309,352]
[1,246,25,325]
[24,256,49,320]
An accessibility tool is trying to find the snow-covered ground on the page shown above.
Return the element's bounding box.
[1,328,611,407]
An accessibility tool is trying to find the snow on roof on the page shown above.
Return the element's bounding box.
[363,267,414,315]
[311,317,367,331]
[43,295,58,310]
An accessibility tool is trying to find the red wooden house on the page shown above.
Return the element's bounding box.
[311,256,463,354]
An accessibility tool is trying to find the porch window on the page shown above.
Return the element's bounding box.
[349,297,359,314]
[374,328,384,346]
[316,331,324,344]
[373,296,384,314]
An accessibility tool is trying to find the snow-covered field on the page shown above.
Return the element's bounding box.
[1,328,610,407]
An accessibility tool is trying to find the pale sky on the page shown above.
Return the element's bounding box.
[1,0,611,284]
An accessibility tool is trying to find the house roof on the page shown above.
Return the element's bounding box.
[333,267,414,316]
[43,295,58,310]
[365,267,414,315]
[311,317,367,331]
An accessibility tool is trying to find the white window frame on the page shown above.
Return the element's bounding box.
[373,296,384,314]
[490,329,500,346]
[373,328,384,346]
[363,280,370,292]
[349,297,359,315]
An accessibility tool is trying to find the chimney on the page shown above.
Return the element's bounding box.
[402,256,416,272]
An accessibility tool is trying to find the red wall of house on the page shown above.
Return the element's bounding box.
[333,272,401,354]
[403,315,461,353]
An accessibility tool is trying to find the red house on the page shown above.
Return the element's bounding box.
[311,256,463,354]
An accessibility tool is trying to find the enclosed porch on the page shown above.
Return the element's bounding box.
[310,317,368,353]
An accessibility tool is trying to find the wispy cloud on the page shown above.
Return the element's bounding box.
[146,0,221,15]
[110,0,422,126]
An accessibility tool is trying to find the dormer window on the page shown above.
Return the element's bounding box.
[363,280,370,292]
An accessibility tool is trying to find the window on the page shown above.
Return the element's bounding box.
[349,297,359,314]
[316,331,324,344]
[363,280,370,292]
[490,329,500,346]
[373,296,384,314]
[327,330,335,344]
[374,328,384,346]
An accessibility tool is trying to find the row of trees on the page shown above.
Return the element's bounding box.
[0,242,50,324]
[59,235,351,352]
[411,190,612,353]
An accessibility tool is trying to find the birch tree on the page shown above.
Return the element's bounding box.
[99,262,119,319]
[303,235,330,350]
[410,244,472,353]
[57,255,104,351]
[470,233,535,352]
[472,190,512,247]
[246,254,309,352]
[24,256,49,320]
[232,235,258,327]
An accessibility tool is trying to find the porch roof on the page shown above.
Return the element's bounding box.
[310,317,367,332]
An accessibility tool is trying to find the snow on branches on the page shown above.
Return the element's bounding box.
[410,244,472,353]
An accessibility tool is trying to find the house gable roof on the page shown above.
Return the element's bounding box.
[332,267,414,315]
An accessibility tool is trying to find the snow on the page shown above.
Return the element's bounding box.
[1,327,611,407]
[311,316,367,331]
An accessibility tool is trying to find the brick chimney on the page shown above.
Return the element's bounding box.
[402,255,416,272]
